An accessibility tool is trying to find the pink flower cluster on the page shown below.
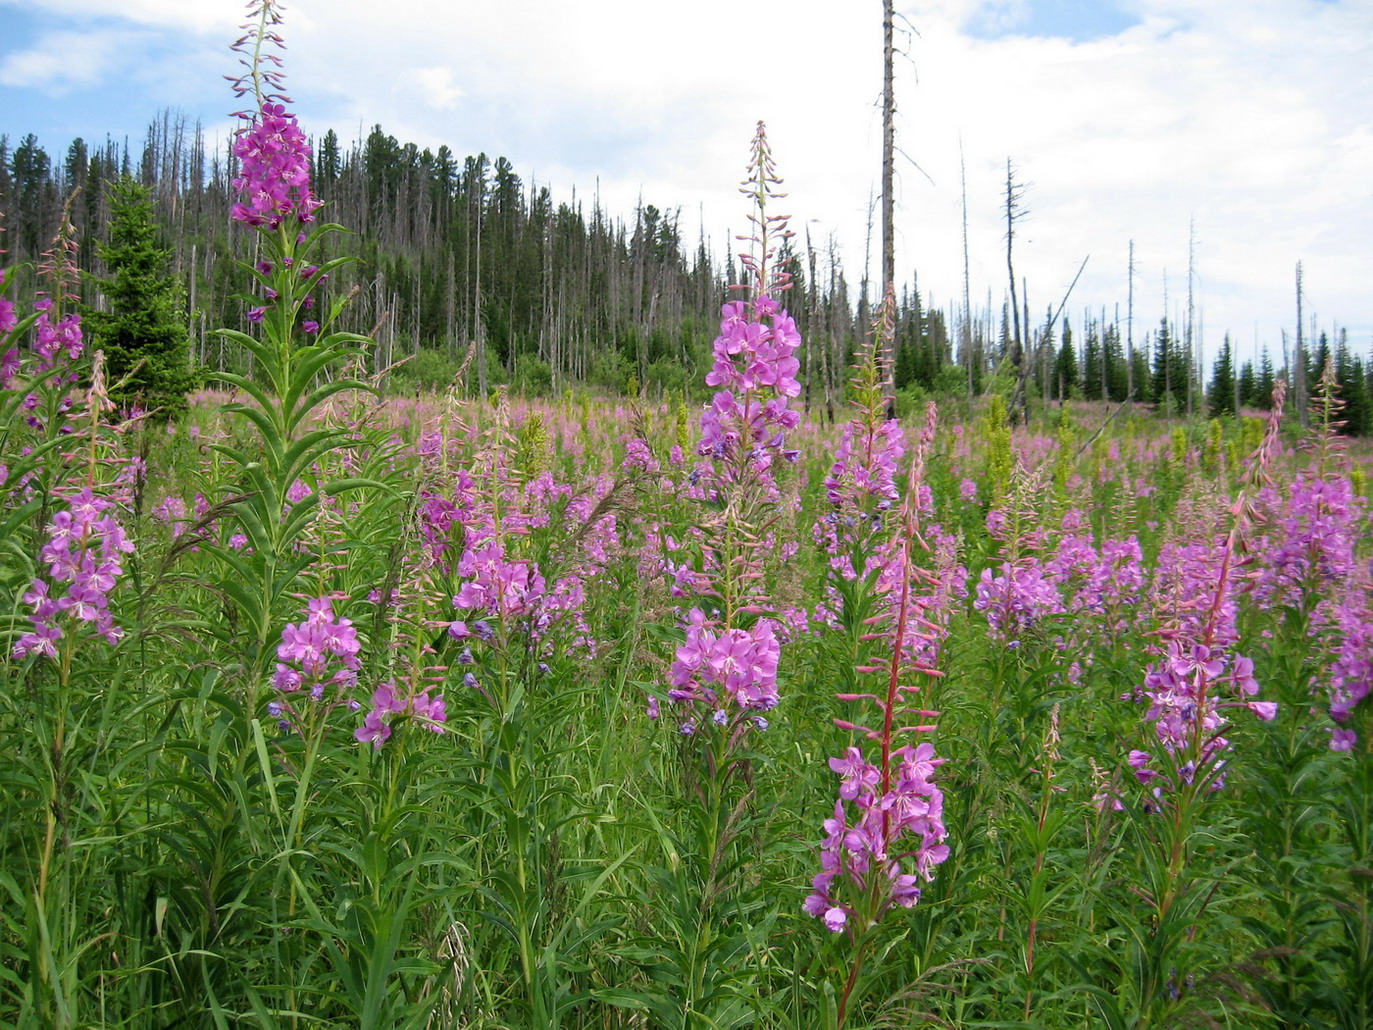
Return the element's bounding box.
[1044,530,1145,617]
[1325,598,1372,751]
[417,469,478,566]
[1129,643,1274,796]
[697,296,802,465]
[450,539,547,620]
[973,560,1064,641]
[667,607,781,729]
[32,302,84,372]
[231,102,321,229]
[698,394,800,466]
[1254,475,1364,608]
[14,488,133,659]
[706,296,801,397]
[355,680,447,748]
[271,598,361,697]
[825,418,905,506]
[0,269,14,335]
[1152,540,1241,649]
[804,743,950,932]
[1,290,84,394]
[621,438,659,473]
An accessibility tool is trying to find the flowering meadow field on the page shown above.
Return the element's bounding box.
[3,5,1372,1030]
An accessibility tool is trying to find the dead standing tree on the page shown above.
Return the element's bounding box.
[960,140,975,398]
[1004,159,1030,424]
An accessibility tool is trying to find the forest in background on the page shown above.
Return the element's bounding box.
[1,112,1370,432]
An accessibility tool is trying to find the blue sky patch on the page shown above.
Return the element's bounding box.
[0,7,232,154]
[964,0,1139,43]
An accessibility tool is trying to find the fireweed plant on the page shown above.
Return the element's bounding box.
[662,126,799,782]
[210,0,376,694]
[1093,386,1286,1028]
[804,293,952,1029]
[639,122,803,1027]
[189,7,469,1026]
[666,123,800,745]
[1224,392,1365,1030]
[0,185,161,1026]
[1247,368,1373,1027]
[389,383,647,1024]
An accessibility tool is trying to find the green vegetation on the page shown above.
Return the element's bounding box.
[83,177,199,421]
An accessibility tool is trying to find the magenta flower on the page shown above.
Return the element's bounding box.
[353,681,449,747]
[355,709,391,747]
[31,309,84,371]
[452,539,547,619]
[1,347,19,388]
[1321,594,1372,748]
[825,417,905,518]
[1129,640,1274,794]
[271,597,361,697]
[806,741,949,932]
[668,608,781,714]
[231,101,322,229]
[0,272,14,333]
[828,747,879,801]
[973,561,1064,640]
[694,295,803,483]
[13,488,132,659]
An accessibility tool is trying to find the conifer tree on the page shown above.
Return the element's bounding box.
[1053,322,1077,401]
[1208,335,1237,417]
[1151,317,1188,413]
[1103,323,1128,401]
[1237,360,1255,409]
[1081,322,1102,401]
[1255,347,1276,410]
[1335,338,1370,436]
[85,176,198,421]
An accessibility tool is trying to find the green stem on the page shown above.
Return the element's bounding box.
[836,930,874,1030]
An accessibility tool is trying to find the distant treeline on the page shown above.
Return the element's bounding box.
[1,113,1368,431]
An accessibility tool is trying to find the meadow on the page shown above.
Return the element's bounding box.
[1,5,1371,1029]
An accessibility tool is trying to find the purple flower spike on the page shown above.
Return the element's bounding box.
[14,490,131,661]
[231,102,322,230]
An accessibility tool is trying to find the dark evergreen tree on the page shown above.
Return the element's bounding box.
[1129,346,1149,402]
[11,133,54,257]
[1237,360,1255,410]
[84,177,198,421]
[1255,347,1276,410]
[0,135,10,218]
[317,129,340,190]
[1151,318,1188,412]
[1335,336,1370,436]
[1103,323,1129,401]
[1309,331,1331,397]
[1053,321,1077,400]
[1208,335,1236,417]
[1081,322,1102,400]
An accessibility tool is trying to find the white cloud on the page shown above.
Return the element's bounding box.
[0,28,134,92]
[2,0,1368,354]
[399,66,464,112]
[0,0,239,34]
[887,0,1373,353]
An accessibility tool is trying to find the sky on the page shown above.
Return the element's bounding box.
[1,0,1369,369]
